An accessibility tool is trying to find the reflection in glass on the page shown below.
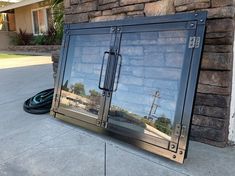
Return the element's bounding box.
[108,30,188,140]
[59,34,111,118]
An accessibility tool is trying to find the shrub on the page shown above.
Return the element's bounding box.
[32,35,46,45]
[32,26,58,45]
[51,0,64,45]
[89,89,101,97]
[10,0,64,46]
[71,83,86,96]
[10,29,33,45]
[154,115,172,135]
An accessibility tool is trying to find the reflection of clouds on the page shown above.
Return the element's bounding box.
[158,99,176,111]
[117,84,129,91]
[144,79,179,91]
[144,68,181,80]
[121,46,144,56]
[121,75,144,86]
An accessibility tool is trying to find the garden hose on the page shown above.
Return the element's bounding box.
[23,88,54,114]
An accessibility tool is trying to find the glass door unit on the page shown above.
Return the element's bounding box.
[51,12,207,163]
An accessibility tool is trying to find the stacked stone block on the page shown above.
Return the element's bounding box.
[52,50,60,82]
[53,0,235,147]
[174,0,234,147]
[8,45,60,54]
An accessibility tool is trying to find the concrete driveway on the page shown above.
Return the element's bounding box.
[0,56,52,69]
[0,56,234,176]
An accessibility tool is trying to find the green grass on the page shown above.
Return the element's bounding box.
[0,53,31,59]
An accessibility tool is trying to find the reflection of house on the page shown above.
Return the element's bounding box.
[0,0,53,49]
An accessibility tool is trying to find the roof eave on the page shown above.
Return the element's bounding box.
[0,0,45,13]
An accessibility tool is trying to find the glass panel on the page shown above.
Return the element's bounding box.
[59,33,111,119]
[108,30,188,141]
[38,9,46,33]
[33,11,39,34]
[33,9,47,34]
[7,13,16,31]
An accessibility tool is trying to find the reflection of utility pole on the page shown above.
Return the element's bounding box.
[148,90,160,120]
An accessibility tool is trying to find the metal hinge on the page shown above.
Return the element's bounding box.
[174,124,181,137]
[169,124,181,152]
[96,119,107,128]
[188,36,200,48]
[170,124,188,152]
[174,124,187,139]
[180,125,187,138]
[54,93,59,102]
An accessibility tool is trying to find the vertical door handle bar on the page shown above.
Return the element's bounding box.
[98,51,109,91]
[113,54,122,92]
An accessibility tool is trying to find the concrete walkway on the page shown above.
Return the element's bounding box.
[0,56,234,176]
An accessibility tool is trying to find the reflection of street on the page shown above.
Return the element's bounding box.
[109,106,172,140]
[61,82,172,139]
[60,90,101,118]
[109,118,171,141]
[145,124,171,140]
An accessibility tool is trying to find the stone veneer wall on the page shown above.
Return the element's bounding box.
[8,45,61,54]
[54,0,235,147]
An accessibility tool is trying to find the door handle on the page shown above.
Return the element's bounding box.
[98,51,109,91]
[98,50,122,92]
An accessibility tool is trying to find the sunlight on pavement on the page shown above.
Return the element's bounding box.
[0,56,52,69]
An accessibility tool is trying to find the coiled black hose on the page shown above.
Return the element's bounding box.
[23,88,54,114]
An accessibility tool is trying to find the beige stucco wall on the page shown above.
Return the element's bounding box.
[0,31,16,50]
[14,3,46,33]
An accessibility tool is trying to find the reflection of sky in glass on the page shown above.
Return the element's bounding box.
[62,30,187,125]
[110,31,187,124]
[62,34,111,96]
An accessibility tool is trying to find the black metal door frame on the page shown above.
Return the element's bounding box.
[51,11,207,163]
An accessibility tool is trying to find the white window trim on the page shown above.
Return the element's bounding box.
[31,6,50,36]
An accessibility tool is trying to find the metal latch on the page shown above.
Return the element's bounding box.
[188,36,200,48]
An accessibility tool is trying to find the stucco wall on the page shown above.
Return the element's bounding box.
[14,3,44,33]
[0,31,16,50]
